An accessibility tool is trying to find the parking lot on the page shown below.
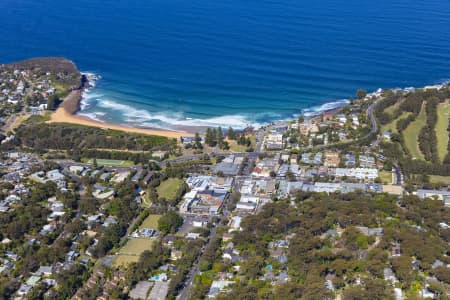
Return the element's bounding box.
[177,215,210,235]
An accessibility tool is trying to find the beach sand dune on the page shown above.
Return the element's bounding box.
[49,90,192,139]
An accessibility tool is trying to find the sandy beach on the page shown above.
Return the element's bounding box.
[49,90,192,139]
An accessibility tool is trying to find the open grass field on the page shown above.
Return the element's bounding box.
[120,238,155,255]
[227,135,256,152]
[384,101,402,115]
[156,178,184,201]
[381,112,412,134]
[228,140,248,152]
[436,101,450,162]
[113,254,139,266]
[379,171,393,184]
[429,175,450,185]
[86,158,134,167]
[139,214,162,230]
[403,102,427,160]
[114,238,155,266]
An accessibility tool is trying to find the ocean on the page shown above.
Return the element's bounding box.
[1,0,450,129]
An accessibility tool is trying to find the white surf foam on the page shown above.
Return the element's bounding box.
[78,75,450,130]
[80,71,102,110]
[95,99,264,129]
[81,97,349,130]
[77,112,106,123]
[302,99,349,117]
[80,91,103,110]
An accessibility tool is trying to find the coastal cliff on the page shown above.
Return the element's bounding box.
[59,89,84,115]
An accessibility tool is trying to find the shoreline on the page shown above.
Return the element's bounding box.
[76,72,352,131]
[50,87,347,137]
[48,86,349,138]
[49,89,193,139]
[49,72,449,138]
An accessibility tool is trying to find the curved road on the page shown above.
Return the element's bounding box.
[366,99,379,135]
[365,98,380,145]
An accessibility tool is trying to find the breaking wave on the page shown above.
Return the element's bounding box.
[76,73,450,131]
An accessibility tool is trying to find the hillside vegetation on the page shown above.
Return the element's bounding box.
[1,116,176,163]
[215,192,450,299]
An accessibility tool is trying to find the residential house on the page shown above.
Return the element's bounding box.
[264,132,284,150]
[359,155,376,168]
[208,280,234,298]
[214,155,240,176]
[152,150,167,160]
[324,151,340,167]
[334,168,378,181]
[416,189,450,205]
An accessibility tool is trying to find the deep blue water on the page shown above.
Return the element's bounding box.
[2,0,450,129]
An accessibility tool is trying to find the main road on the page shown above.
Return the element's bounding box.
[365,98,381,146]
[177,226,218,300]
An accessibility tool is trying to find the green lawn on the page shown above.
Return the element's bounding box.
[85,158,134,167]
[114,238,155,266]
[139,214,162,230]
[403,102,427,160]
[429,175,450,185]
[384,101,401,115]
[119,238,154,255]
[381,112,412,134]
[228,140,248,152]
[379,171,393,184]
[436,101,450,162]
[156,178,184,201]
[227,135,256,152]
[113,254,139,266]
